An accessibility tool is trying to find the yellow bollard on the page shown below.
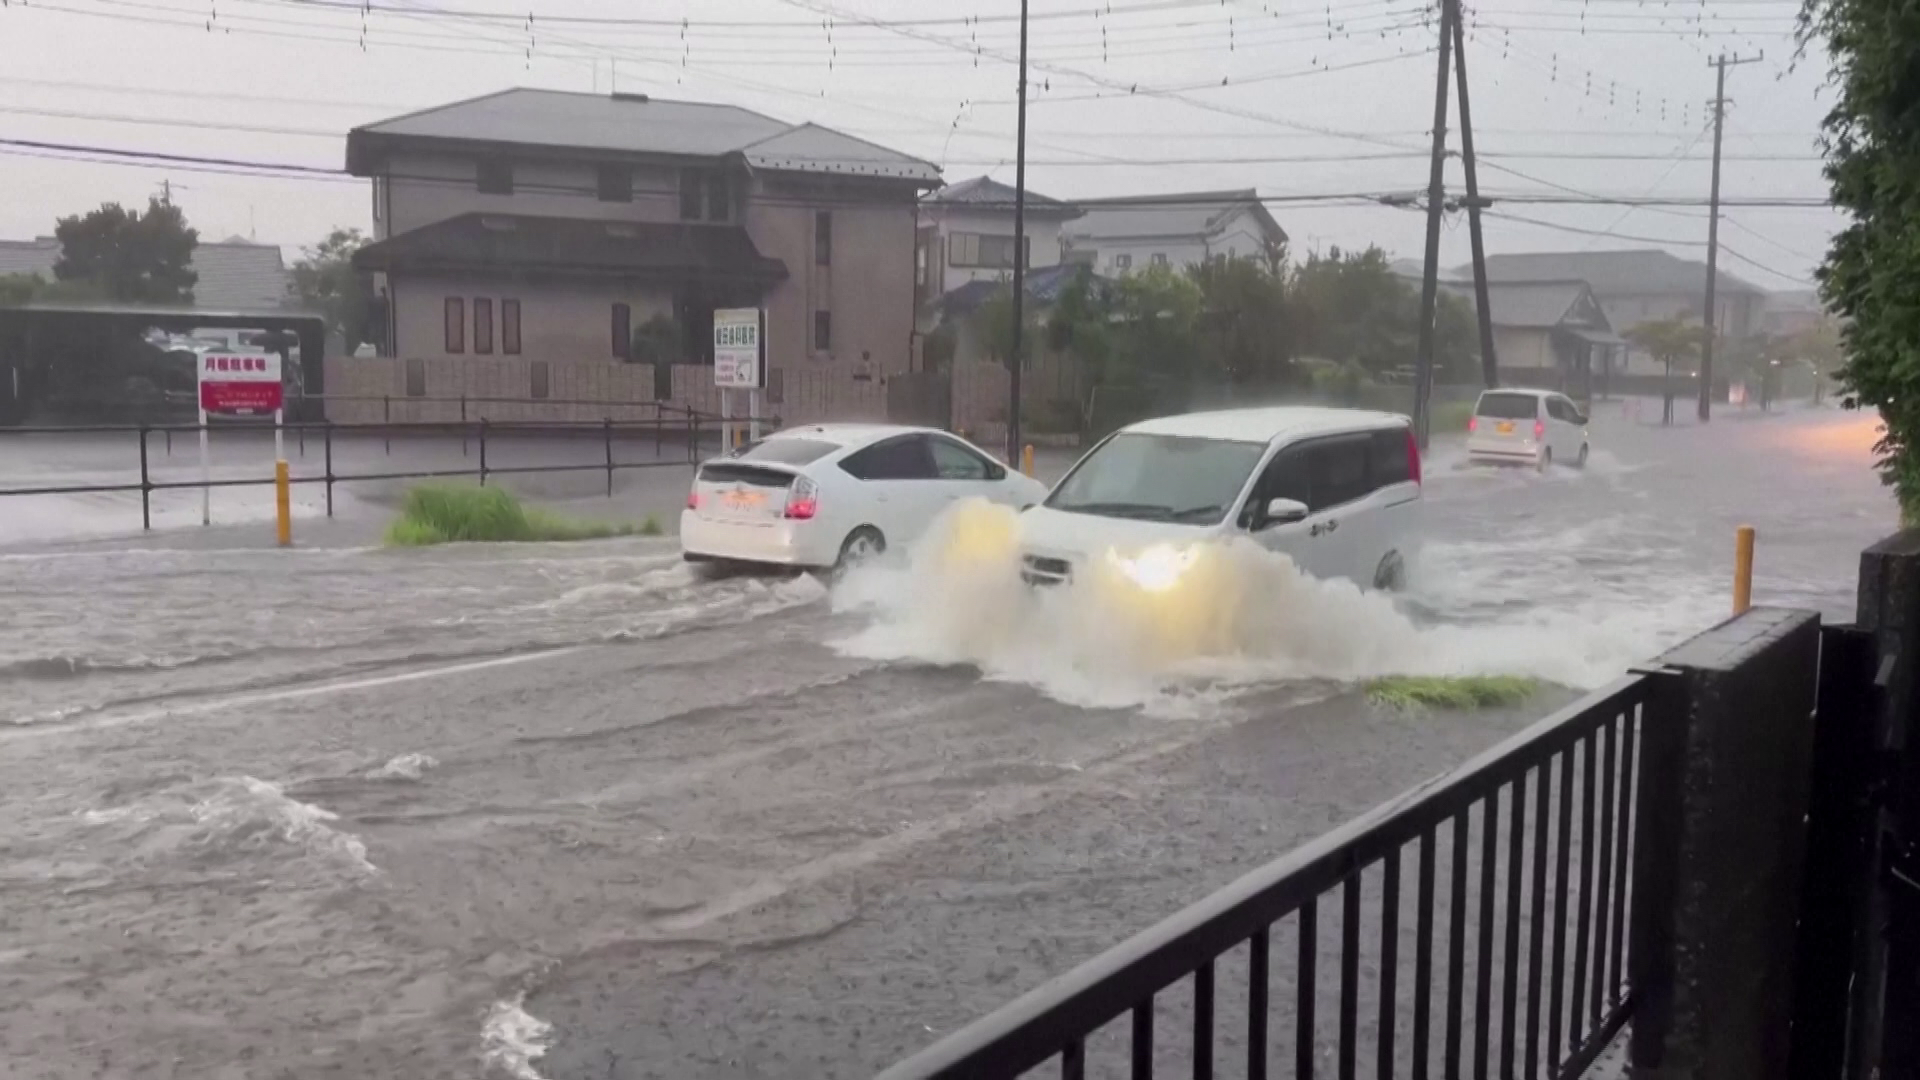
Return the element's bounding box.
[1022,444,1035,478]
[275,459,292,548]
[1733,524,1755,615]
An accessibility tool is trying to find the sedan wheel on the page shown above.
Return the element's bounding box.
[835,527,886,572]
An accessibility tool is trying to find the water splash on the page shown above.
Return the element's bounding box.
[481,996,554,1080]
[833,500,1721,712]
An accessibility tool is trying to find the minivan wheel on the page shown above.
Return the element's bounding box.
[1537,447,1552,473]
[1576,443,1590,469]
[1374,551,1407,592]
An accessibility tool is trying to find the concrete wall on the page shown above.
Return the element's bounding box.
[393,275,674,362]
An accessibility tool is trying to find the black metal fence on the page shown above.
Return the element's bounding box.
[0,414,729,532]
[878,671,1678,1080]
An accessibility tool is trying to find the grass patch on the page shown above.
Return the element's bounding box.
[1365,674,1541,712]
[1430,400,1477,436]
[383,484,655,546]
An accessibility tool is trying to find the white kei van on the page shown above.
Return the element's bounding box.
[1018,407,1422,590]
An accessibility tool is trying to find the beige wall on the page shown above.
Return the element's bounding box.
[1494,327,1554,370]
[744,175,918,379]
[394,275,673,362]
[378,152,682,239]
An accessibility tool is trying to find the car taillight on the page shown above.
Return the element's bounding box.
[1534,419,1546,441]
[687,488,701,510]
[1467,415,1477,434]
[1405,424,1422,486]
[784,477,818,520]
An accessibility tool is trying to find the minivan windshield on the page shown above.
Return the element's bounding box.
[1046,432,1267,524]
[1475,392,1541,420]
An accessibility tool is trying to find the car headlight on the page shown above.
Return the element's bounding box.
[1106,544,1202,593]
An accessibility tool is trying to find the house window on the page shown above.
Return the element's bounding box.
[371,177,384,224]
[444,297,465,354]
[405,357,425,397]
[815,211,832,266]
[813,310,831,352]
[946,232,1028,269]
[597,163,634,203]
[1114,254,1133,271]
[501,299,522,355]
[530,360,550,400]
[1151,253,1169,268]
[612,303,632,359]
[680,169,731,222]
[473,297,494,355]
[476,159,513,196]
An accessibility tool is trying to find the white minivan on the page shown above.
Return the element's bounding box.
[1018,407,1422,590]
[1466,388,1590,470]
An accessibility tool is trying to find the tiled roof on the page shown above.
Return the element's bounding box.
[349,88,940,183]
[1469,249,1762,297]
[924,176,1077,217]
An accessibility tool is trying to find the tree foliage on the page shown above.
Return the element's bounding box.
[52,198,198,303]
[1291,247,1478,380]
[1803,0,1916,512]
[630,315,687,365]
[290,227,377,350]
[1622,317,1709,370]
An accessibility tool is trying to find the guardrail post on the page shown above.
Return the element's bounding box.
[383,394,391,455]
[604,418,614,498]
[478,418,488,487]
[324,420,334,517]
[461,394,468,458]
[655,402,664,458]
[689,411,700,465]
[138,425,151,531]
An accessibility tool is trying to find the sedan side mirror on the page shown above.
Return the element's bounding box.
[986,463,1007,481]
[1263,497,1309,527]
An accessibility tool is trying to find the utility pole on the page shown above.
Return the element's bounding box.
[1452,8,1498,392]
[1698,51,1761,423]
[1006,0,1030,466]
[1411,0,1457,449]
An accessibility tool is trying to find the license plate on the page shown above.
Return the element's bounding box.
[721,489,766,509]
[1496,421,1514,434]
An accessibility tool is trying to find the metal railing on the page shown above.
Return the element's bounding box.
[878,671,1682,1079]
[0,414,737,531]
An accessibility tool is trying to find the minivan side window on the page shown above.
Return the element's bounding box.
[1242,445,1312,527]
[1371,427,1414,486]
[839,436,936,481]
[1308,436,1372,509]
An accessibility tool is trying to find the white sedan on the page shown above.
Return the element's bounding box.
[680,424,1049,571]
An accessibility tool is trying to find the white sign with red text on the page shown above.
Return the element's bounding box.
[198,351,284,415]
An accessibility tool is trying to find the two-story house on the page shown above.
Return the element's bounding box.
[915,176,1079,306]
[1060,189,1286,274]
[343,88,939,422]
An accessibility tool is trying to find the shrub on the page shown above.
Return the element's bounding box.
[384,484,643,546]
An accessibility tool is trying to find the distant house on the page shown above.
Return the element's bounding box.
[1762,289,1828,338]
[1446,278,1624,394]
[342,87,940,423]
[0,235,290,311]
[917,176,1079,306]
[1062,189,1286,275]
[1469,250,1765,375]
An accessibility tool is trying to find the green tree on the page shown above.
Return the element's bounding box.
[1803,0,1920,514]
[1189,255,1300,387]
[52,198,197,303]
[630,315,686,365]
[1291,246,1477,380]
[290,227,377,350]
[970,284,1040,370]
[1789,316,1846,403]
[1624,317,1709,425]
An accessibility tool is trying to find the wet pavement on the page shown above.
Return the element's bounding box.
[0,400,1895,1078]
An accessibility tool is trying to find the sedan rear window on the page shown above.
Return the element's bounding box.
[737,438,836,466]
[1475,392,1541,420]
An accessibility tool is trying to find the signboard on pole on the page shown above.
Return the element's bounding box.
[713,308,767,390]
[198,351,284,415]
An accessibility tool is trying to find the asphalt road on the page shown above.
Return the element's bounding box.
[0,399,1894,1079]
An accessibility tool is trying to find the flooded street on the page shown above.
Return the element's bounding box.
[0,403,1893,1079]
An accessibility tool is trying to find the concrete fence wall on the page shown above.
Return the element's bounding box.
[322,356,892,429]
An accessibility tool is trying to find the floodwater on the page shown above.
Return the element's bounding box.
[0,402,1893,1078]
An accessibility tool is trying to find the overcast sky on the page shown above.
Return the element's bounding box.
[0,0,1835,293]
